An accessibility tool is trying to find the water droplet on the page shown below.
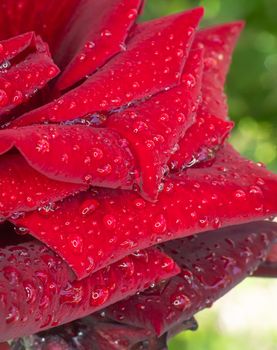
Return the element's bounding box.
[103,215,117,229]
[133,198,146,209]
[161,256,175,272]
[92,148,103,160]
[101,29,112,37]
[127,8,138,19]
[3,266,21,284]
[90,287,109,306]
[23,280,37,304]
[117,256,135,277]
[38,203,57,217]
[0,89,8,106]
[0,59,11,70]
[68,234,83,253]
[6,305,20,324]
[152,214,167,234]
[12,90,23,104]
[79,199,99,216]
[170,292,191,311]
[36,139,50,153]
[233,189,246,200]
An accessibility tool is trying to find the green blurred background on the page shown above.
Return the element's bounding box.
[143,1,277,349]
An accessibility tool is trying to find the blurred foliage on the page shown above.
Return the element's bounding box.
[143,0,277,171]
[142,1,277,349]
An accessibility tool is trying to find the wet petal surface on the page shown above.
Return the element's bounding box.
[0,236,179,341]
[13,8,204,126]
[0,154,85,221]
[11,145,277,279]
[106,47,203,200]
[56,0,144,90]
[0,33,59,120]
[170,22,243,170]
[105,221,277,335]
[0,125,137,189]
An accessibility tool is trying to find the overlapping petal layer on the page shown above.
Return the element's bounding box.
[0,0,80,53]
[13,7,204,126]
[0,154,85,220]
[170,22,243,170]
[105,221,276,336]
[0,47,202,200]
[0,235,179,341]
[56,0,144,90]
[0,1,276,346]
[0,125,137,189]
[0,32,59,120]
[10,145,277,279]
[106,47,203,200]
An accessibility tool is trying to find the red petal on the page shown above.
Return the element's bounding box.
[255,241,277,276]
[169,22,243,170]
[11,316,154,350]
[0,153,85,220]
[169,115,233,170]
[254,262,277,278]
[56,0,144,90]
[0,125,137,189]
[267,242,277,262]
[12,144,277,279]
[105,221,276,335]
[106,47,203,200]
[0,32,33,61]
[0,239,179,341]
[0,33,59,120]
[0,48,202,201]
[13,7,204,126]
[0,1,80,54]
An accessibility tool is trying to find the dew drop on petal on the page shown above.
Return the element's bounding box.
[90,287,109,307]
[170,292,191,311]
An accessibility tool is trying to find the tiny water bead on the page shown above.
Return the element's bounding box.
[0,60,11,70]
[79,199,99,216]
[170,292,191,311]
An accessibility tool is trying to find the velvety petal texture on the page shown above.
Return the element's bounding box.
[56,0,144,90]
[13,7,204,126]
[10,145,277,279]
[105,221,276,335]
[0,237,179,341]
[0,32,59,120]
[0,125,137,189]
[0,1,276,346]
[0,154,85,220]
[170,22,243,170]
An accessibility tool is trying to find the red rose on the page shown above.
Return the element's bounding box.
[0,0,276,348]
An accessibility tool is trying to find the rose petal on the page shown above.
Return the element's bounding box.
[56,0,144,90]
[254,241,277,277]
[265,242,277,263]
[0,125,137,189]
[0,48,202,201]
[0,0,80,54]
[11,144,277,279]
[13,7,204,126]
[0,33,59,120]
[169,115,233,170]
[253,261,277,278]
[13,316,154,350]
[0,153,85,220]
[106,47,203,200]
[0,32,33,62]
[105,221,276,335]
[0,237,179,341]
[169,22,244,170]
